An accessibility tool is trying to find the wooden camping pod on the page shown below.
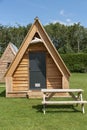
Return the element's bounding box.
[0,43,18,83]
[5,18,70,98]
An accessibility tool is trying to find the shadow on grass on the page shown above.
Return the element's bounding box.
[32,104,43,113]
[32,104,81,113]
[0,90,6,97]
[46,105,81,113]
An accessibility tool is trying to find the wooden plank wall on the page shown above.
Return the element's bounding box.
[13,53,29,91]
[0,46,15,82]
[29,43,46,52]
[46,53,62,89]
[12,42,62,92]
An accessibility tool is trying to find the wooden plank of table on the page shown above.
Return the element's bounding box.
[41,89,84,93]
[42,100,87,105]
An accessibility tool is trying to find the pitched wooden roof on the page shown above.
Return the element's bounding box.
[5,18,70,77]
[0,42,18,61]
[9,43,18,55]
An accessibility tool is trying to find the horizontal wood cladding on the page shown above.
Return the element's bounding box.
[13,77,28,80]
[13,86,28,91]
[29,43,46,51]
[46,53,62,89]
[12,43,62,92]
[0,45,16,82]
[13,53,29,91]
[7,93,27,97]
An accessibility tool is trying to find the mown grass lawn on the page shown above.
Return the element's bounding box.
[0,73,87,130]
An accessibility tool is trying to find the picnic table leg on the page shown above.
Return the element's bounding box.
[77,92,83,101]
[43,93,46,114]
[78,92,85,113]
[75,92,83,107]
[81,103,85,114]
[43,104,46,114]
[80,93,83,101]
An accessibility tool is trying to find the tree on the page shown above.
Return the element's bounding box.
[1,21,87,56]
[0,23,31,56]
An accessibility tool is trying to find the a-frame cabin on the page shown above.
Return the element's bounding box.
[5,18,70,98]
[0,42,18,83]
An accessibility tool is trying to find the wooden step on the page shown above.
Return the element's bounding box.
[27,91,42,98]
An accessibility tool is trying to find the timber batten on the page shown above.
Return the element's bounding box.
[5,18,70,98]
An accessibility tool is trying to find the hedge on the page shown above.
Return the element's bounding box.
[61,53,87,73]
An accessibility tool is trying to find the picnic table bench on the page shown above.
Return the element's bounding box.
[41,89,87,114]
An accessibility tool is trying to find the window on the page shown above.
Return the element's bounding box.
[7,62,11,68]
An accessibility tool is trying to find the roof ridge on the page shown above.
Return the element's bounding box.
[9,43,18,55]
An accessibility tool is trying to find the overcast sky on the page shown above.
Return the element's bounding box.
[0,0,87,27]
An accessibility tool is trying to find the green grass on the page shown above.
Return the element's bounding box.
[0,73,87,130]
[0,83,5,87]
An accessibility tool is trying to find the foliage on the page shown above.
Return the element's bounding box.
[61,53,87,73]
[0,24,31,56]
[0,73,87,130]
[1,22,87,56]
[45,22,87,54]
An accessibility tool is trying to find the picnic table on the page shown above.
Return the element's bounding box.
[41,89,87,114]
